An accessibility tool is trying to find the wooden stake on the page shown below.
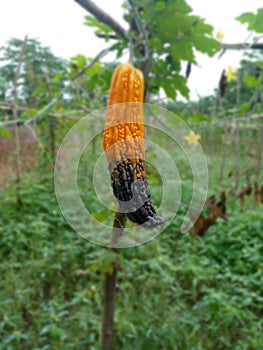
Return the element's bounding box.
[12,35,28,204]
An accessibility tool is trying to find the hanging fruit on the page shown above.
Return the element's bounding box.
[102,63,163,227]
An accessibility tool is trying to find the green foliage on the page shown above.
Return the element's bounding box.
[84,15,114,40]
[0,127,12,138]
[0,38,67,108]
[236,8,263,33]
[243,74,261,88]
[68,54,114,106]
[145,0,220,99]
[1,3,263,348]
[0,37,115,166]
[166,50,263,122]
[188,113,210,124]
[148,0,220,98]
[0,174,100,349]
[1,174,263,349]
[83,0,220,100]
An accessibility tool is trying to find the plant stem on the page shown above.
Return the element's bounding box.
[235,118,241,190]
[74,0,127,39]
[111,211,126,248]
[101,211,126,350]
[101,261,119,350]
[219,98,227,180]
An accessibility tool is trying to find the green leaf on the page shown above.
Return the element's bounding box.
[169,0,192,15]
[161,74,189,100]
[235,9,263,32]
[191,16,214,34]
[171,41,195,62]
[84,60,102,76]
[53,72,64,82]
[109,40,127,58]
[190,114,210,123]
[237,103,251,116]
[193,36,221,56]
[155,1,166,12]
[70,54,87,69]
[21,108,38,119]
[84,15,113,39]
[243,75,260,88]
[158,13,193,43]
[0,127,12,139]
[254,8,263,33]
[84,15,100,28]
[162,80,177,99]
[174,74,189,98]
[236,12,255,29]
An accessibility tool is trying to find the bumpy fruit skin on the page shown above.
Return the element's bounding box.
[102,63,163,227]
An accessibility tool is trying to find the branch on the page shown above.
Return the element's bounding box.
[12,34,28,203]
[111,211,126,248]
[0,101,28,112]
[250,114,263,120]
[1,51,110,122]
[11,46,111,127]
[70,47,111,81]
[127,0,150,63]
[0,103,93,125]
[221,42,263,50]
[101,262,119,350]
[74,0,127,39]
[101,211,126,350]
[96,33,117,40]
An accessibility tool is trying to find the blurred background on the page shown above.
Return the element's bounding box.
[0,1,263,349]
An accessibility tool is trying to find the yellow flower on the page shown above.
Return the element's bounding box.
[225,67,238,82]
[184,131,201,145]
[216,29,224,43]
